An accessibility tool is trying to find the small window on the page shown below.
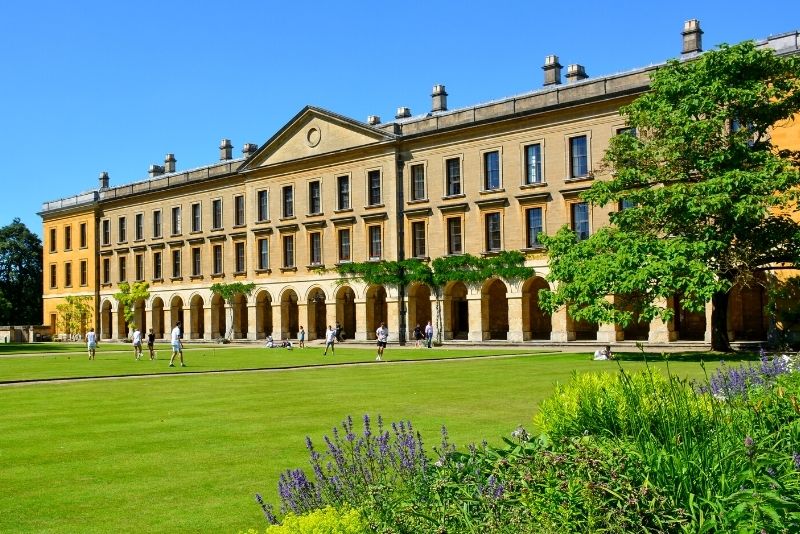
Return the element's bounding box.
[49,264,57,288]
[619,198,635,211]
[80,260,88,286]
[191,203,201,232]
[368,225,382,260]
[135,213,144,241]
[79,223,87,249]
[571,202,590,241]
[212,199,223,230]
[485,212,501,252]
[337,176,350,210]
[525,207,543,248]
[367,170,381,206]
[135,254,144,281]
[338,228,351,262]
[64,263,72,287]
[616,127,637,137]
[213,245,223,274]
[171,206,182,235]
[172,249,181,278]
[64,226,72,251]
[102,258,110,284]
[102,220,110,246]
[234,195,245,226]
[282,186,294,218]
[258,238,269,270]
[308,181,322,214]
[524,144,543,185]
[118,217,127,243]
[569,135,589,178]
[483,151,500,190]
[235,242,245,273]
[257,190,269,222]
[119,256,127,282]
[283,235,295,268]
[191,248,201,276]
[445,158,461,196]
[410,164,425,201]
[309,232,322,265]
[447,217,462,255]
[411,221,426,258]
[49,228,57,253]
[153,251,162,280]
[153,211,162,239]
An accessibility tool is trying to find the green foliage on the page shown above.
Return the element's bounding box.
[210,282,256,304]
[55,295,93,335]
[0,218,42,325]
[113,281,150,327]
[261,506,367,534]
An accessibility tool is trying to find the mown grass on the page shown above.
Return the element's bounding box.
[0,350,729,533]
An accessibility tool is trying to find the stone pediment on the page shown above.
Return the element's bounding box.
[241,106,396,169]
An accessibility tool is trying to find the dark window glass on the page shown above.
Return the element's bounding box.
[569,136,588,178]
[283,235,295,267]
[172,250,181,278]
[234,196,245,226]
[282,186,294,218]
[571,202,590,241]
[485,213,501,251]
[213,245,223,274]
[153,252,162,280]
[212,199,222,229]
[191,204,201,232]
[337,176,350,210]
[119,257,127,282]
[446,158,461,196]
[338,229,351,262]
[49,228,57,252]
[483,151,500,190]
[309,181,321,214]
[410,165,425,201]
[447,218,462,255]
[368,170,381,205]
[102,259,110,284]
[153,211,162,238]
[118,217,127,242]
[412,221,426,257]
[80,223,87,248]
[135,254,144,281]
[50,264,57,288]
[135,214,144,240]
[524,144,543,184]
[257,190,269,222]
[309,232,322,265]
[192,248,201,276]
[526,207,543,248]
[80,260,87,286]
[258,239,269,270]
[64,263,72,287]
[369,226,382,259]
[64,226,72,250]
[171,207,181,235]
[235,242,245,272]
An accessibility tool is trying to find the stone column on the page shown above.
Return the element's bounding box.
[648,298,677,343]
[704,300,713,344]
[326,301,337,333]
[111,310,120,340]
[355,298,367,341]
[203,305,212,340]
[550,308,572,342]
[506,292,524,343]
[272,303,283,340]
[597,322,622,343]
[467,290,483,342]
[297,302,308,340]
[247,304,258,340]
[386,295,401,344]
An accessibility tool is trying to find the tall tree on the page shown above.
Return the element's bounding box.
[541,41,800,352]
[55,295,94,337]
[0,218,43,325]
[210,282,255,340]
[113,281,150,336]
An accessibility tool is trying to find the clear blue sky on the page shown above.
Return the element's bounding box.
[2,1,799,238]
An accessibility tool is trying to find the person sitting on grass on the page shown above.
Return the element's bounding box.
[265,335,275,348]
[593,345,613,361]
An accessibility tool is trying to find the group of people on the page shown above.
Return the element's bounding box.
[412,321,434,349]
[86,322,186,367]
[129,326,157,361]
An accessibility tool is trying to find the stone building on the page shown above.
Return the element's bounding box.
[40,21,800,344]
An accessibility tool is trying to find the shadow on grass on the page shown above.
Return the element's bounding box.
[613,350,760,363]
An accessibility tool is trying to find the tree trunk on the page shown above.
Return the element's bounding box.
[711,290,731,352]
[434,287,443,345]
[226,306,234,340]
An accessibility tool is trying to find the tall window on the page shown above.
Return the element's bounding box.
[309,232,322,265]
[446,158,461,196]
[447,217,462,255]
[101,220,110,246]
[571,202,590,240]
[524,143,543,184]
[213,245,223,274]
[367,170,381,206]
[171,249,181,278]
[258,238,269,270]
[153,210,162,238]
[191,203,201,232]
[257,190,269,222]
[49,228,57,253]
[337,175,350,210]
[80,260,88,286]
[191,248,201,276]
[410,164,425,201]
[525,207,543,248]
[119,256,127,282]
[212,199,223,230]
[485,212,501,251]
[102,258,110,284]
[135,254,144,281]
[368,226,382,260]
[79,223,87,248]
[282,235,295,268]
[64,226,72,250]
[569,135,588,178]
[135,213,144,240]
[483,151,500,190]
[338,228,351,262]
[234,195,245,226]
[49,264,57,288]
[235,242,245,273]
[308,181,321,214]
[118,217,127,242]
[282,186,294,218]
[64,263,72,287]
[411,221,426,258]
[153,251,162,280]
[171,206,181,235]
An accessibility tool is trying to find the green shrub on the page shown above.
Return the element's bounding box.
[263,506,367,533]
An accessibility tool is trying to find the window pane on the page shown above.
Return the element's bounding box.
[447,218,462,254]
[258,191,268,221]
[283,187,294,218]
[283,236,294,267]
[337,176,350,210]
[368,171,381,205]
[369,226,382,259]
[258,239,269,269]
[412,221,426,257]
[411,165,425,201]
[483,151,500,190]
[446,158,461,196]
[570,136,588,178]
[526,207,543,247]
[338,229,351,261]
[525,144,542,184]
[571,202,590,240]
[485,213,501,251]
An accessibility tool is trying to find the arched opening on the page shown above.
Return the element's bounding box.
[307,287,327,340]
[408,283,432,340]
[116,302,128,339]
[483,279,509,340]
[728,279,768,341]
[151,297,164,339]
[169,296,184,338]
[365,285,387,340]
[444,281,468,340]
[617,295,649,341]
[522,277,552,340]
[255,290,273,339]
[673,294,706,341]
[567,308,599,341]
[100,300,113,340]
[281,289,299,340]
[211,293,226,338]
[133,298,147,335]
[190,294,205,340]
[233,293,248,339]
[336,286,356,341]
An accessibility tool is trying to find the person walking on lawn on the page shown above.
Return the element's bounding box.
[169,321,185,367]
[323,325,336,356]
[425,320,434,348]
[375,322,388,361]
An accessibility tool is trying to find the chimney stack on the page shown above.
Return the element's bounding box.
[431,84,448,112]
[367,115,381,126]
[148,164,164,178]
[395,107,411,119]
[542,55,562,86]
[219,138,233,160]
[242,143,258,157]
[566,64,588,83]
[99,171,109,190]
[682,19,703,55]
[164,153,176,173]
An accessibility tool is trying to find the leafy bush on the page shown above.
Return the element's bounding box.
[265,506,367,533]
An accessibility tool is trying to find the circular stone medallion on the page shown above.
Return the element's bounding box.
[306,127,321,147]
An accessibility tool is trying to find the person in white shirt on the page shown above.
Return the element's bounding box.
[132,327,143,361]
[86,327,97,360]
[424,321,434,349]
[323,325,336,356]
[375,322,388,361]
[169,321,185,367]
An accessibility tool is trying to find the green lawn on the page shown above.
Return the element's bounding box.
[0,349,729,533]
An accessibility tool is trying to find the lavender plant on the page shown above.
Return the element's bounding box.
[696,355,792,399]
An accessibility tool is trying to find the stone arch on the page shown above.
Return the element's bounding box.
[522,277,552,340]
[728,278,768,341]
[189,294,205,340]
[169,295,185,338]
[151,296,164,339]
[306,286,327,341]
[567,308,599,341]
[255,290,273,339]
[482,278,509,340]
[614,294,650,341]
[673,294,706,341]
[365,285,387,340]
[443,281,468,340]
[233,293,248,339]
[335,285,356,341]
[100,299,113,340]
[132,298,147,335]
[210,293,225,338]
[281,288,299,340]
[408,283,432,340]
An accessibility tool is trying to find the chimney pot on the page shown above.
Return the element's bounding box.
[367,115,381,125]
[148,164,164,178]
[219,138,233,160]
[431,84,448,112]
[542,55,563,86]
[164,153,176,173]
[242,143,258,157]
[681,19,703,55]
[99,171,109,190]
[565,64,588,83]
[395,107,411,119]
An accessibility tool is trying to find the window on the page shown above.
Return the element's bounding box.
[49,228,57,253]
[619,198,635,211]
[411,221,426,258]
[153,251,162,280]
[191,248,201,276]
[410,164,425,201]
[616,127,637,137]
[135,213,144,240]
[102,220,110,246]
[135,254,144,281]
[118,217,127,243]
[102,258,110,284]
[282,186,294,218]
[79,223,87,248]
[80,260,88,286]
[171,206,181,235]
[308,181,321,214]
[309,232,322,265]
[213,245,223,274]
[65,263,72,287]
[485,212,502,252]
[445,158,461,196]
[282,235,295,268]
[524,143,543,185]
[64,226,72,251]
[367,170,381,206]
[119,256,127,282]
[337,175,350,210]
[368,226,382,260]
[525,207,544,248]
[483,151,500,190]
[191,203,201,232]
[447,217,462,255]
[338,228,351,262]
[212,199,222,230]
[257,190,269,222]
[234,195,245,226]
[571,202,590,241]
[153,210,162,238]
[569,135,589,178]
[171,249,181,278]
[257,238,269,270]
[235,242,245,273]
[49,264,57,288]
